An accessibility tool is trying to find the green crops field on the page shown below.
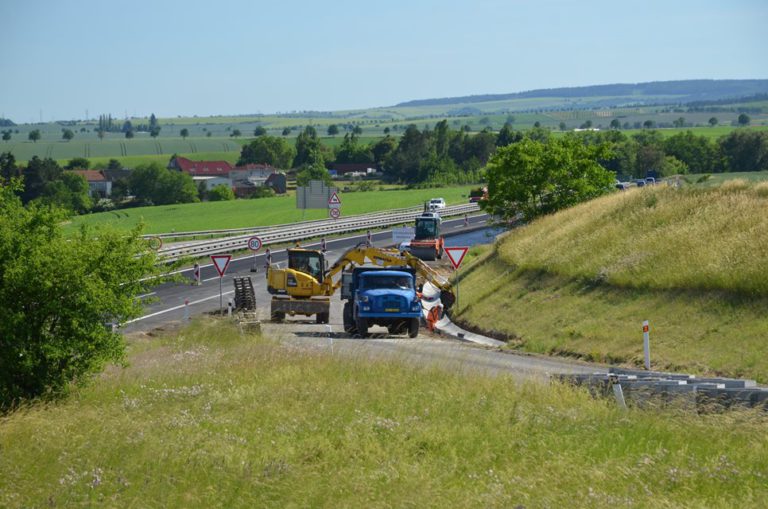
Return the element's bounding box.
[66,185,477,234]
[454,182,768,381]
[2,318,766,508]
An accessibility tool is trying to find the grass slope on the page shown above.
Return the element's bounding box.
[1,319,766,508]
[67,186,476,234]
[456,183,768,381]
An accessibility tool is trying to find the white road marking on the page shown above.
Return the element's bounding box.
[125,290,235,324]
[137,292,156,299]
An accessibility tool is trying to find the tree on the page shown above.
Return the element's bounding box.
[709,117,718,127]
[560,121,568,131]
[206,131,212,137]
[482,136,613,221]
[180,128,189,139]
[580,120,593,129]
[664,131,718,173]
[107,158,122,170]
[327,124,339,136]
[371,136,397,165]
[28,130,41,143]
[149,126,160,138]
[237,136,296,168]
[282,127,291,136]
[673,117,686,128]
[0,152,19,179]
[533,121,541,128]
[2,130,11,142]
[230,129,242,138]
[352,125,363,135]
[383,127,390,135]
[254,126,267,137]
[737,113,751,127]
[97,129,105,141]
[64,157,90,170]
[719,130,768,172]
[129,163,199,205]
[0,179,160,408]
[149,113,158,131]
[122,120,133,133]
[496,123,521,147]
[40,172,93,213]
[207,184,235,201]
[21,157,62,204]
[294,125,329,168]
[62,129,74,141]
[125,129,134,139]
[609,119,621,130]
[296,163,332,187]
[643,120,655,129]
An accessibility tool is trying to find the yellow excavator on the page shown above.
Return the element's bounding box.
[266,244,455,324]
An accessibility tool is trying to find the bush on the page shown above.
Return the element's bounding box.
[207,184,235,201]
[249,186,276,199]
[0,180,160,409]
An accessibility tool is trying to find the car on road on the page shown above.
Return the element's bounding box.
[420,211,441,220]
[428,198,446,211]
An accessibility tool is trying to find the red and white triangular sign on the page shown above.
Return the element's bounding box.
[444,247,469,270]
[328,192,341,205]
[210,254,232,277]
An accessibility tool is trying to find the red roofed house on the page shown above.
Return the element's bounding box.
[72,170,112,198]
[168,156,233,191]
[230,163,287,196]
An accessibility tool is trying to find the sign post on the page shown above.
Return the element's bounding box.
[193,263,201,286]
[643,320,651,370]
[210,254,232,315]
[247,236,262,272]
[444,247,469,310]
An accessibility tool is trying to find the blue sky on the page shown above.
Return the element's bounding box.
[1,0,766,122]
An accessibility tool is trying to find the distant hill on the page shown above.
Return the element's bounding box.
[395,79,768,108]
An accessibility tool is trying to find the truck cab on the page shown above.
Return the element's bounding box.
[341,267,421,338]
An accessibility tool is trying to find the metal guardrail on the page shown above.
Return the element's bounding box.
[557,367,768,412]
[157,203,481,261]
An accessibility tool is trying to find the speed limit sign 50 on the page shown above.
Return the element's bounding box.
[247,236,263,252]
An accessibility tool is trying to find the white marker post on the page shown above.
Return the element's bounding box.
[643,320,651,370]
[184,298,190,321]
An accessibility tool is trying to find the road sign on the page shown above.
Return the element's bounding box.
[211,255,231,277]
[329,207,341,219]
[445,247,469,270]
[328,192,341,206]
[247,236,262,252]
[392,227,414,243]
[296,180,339,210]
[148,236,163,250]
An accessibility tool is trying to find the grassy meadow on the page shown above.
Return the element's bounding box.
[2,318,766,508]
[454,183,768,381]
[66,185,477,234]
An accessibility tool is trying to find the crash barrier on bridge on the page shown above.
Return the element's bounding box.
[153,203,481,261]
[233,277,257,311]
[556,367,768,412]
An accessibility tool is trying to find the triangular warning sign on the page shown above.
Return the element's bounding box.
[444,247,469,270]
[211,254,232,277]
[328,192,341,205]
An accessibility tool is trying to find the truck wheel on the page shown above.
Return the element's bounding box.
[343,302,356,333]
[315,312,329,324]
[356,317,369,338]
[271,310,285,323]
[408,318,419,338]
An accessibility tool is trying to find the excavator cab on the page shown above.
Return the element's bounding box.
[287,249,326,283]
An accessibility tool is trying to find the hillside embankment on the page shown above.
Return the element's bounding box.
[454,181,768,382]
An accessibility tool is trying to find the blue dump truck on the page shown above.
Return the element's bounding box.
[341,267,422,338]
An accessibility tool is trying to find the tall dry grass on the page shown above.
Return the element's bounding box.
[2,318,767,508]
[497,184,768,295]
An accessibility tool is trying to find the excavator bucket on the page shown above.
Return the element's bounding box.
[440,289,455,310]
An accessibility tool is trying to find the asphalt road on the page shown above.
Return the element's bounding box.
[123,214,604,382]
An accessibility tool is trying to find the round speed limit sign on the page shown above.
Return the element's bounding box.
[247,236,263,252]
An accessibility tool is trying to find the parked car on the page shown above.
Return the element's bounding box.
[636,179,646,187]
[428,198,446,211]
[645,177,656,185]
[616,182,628,190]
[420,211,441,220]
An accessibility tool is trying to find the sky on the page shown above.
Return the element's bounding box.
[1,0,766,123]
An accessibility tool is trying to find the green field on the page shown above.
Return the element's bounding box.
[66,185,477,234]
[455,182,768,381]
[2,318,766,508]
